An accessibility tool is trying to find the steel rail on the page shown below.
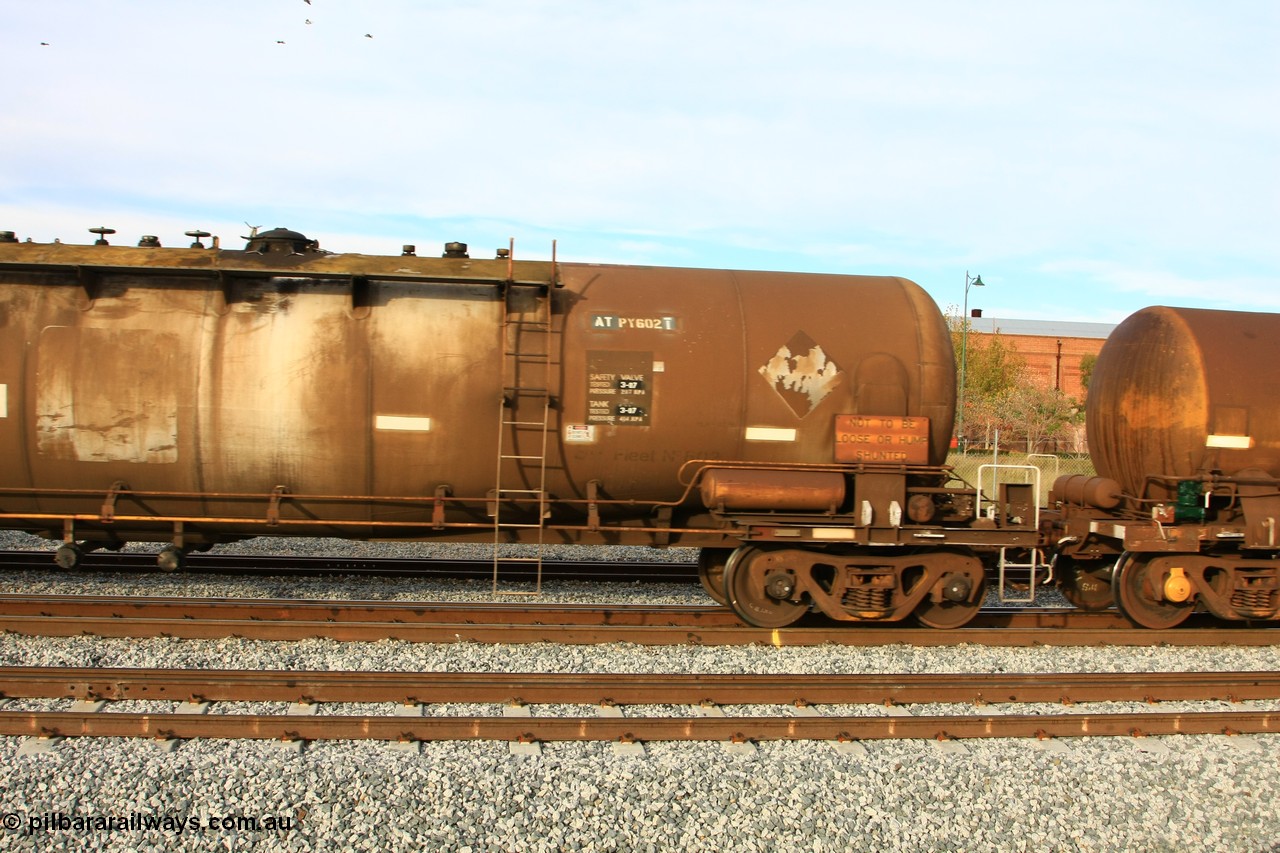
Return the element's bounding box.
[3,667,1279,705]
[0,594,739,625]
[1,709,1275,743]
[0,593,1186,626]
[0,614,1276,645]
[4,593,1271,630]
[0,551,699,582]
[0,594,1276,645]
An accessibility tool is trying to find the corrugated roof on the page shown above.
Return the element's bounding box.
[969,317,1115,339]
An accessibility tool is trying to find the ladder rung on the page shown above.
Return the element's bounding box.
[496,522,546,530]
[496,488,543,495]
[504,387,549,395]
[503,420,549,427]
[500,454,545,461]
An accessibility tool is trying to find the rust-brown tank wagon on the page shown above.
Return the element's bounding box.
[0,226,1040,628]
[1050,306,1280,627]
[0,232,953,516]
[1086,307,1280,498]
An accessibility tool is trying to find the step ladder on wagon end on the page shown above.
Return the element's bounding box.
[976,463,1045,604]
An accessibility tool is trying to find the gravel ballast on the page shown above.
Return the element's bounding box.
[1,532,1278,851]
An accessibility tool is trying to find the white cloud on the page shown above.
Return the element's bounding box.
[1037,258,1280,312]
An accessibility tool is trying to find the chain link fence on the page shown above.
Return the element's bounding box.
[947,451,1096,507]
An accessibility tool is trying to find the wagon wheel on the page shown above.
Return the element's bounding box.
[1113,553,1193,629]
[724,546,808,629]
[157,546,186,573]
[914,571,987,629]
[696,548,731,606]
[54,543,84,570]
[1057,555,1117,611]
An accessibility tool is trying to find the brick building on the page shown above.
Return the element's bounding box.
[965,317,1114,402]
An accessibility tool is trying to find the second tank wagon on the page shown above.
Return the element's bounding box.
[1050,306,1280,627]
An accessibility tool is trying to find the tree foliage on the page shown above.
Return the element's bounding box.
[948,314,1085,452]
[1079,352,1097,395]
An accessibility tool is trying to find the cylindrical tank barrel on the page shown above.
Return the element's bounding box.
[1050,474,1123,509]
[699,469,847,512]
[1087,307,1280,499]
[0,240,957,538]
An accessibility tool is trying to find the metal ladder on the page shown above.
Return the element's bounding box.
[492,275,555,594]
[976,463,1043,603]
[997,547,1039,603]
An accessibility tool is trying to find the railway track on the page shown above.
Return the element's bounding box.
[0,550,699,583]
[5,667,1280,704]
[2,668,1276,744]
[0,594,1277,645]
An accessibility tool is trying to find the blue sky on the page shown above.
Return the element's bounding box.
[2,1,1276,323]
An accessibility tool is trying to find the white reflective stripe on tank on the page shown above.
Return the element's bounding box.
[1206,434,1252,449]
[374,415,432,431]
[744,427,796,442]
[0,384,6,418]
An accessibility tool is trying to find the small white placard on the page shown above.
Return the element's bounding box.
[375,415,432,432]
[565,424,597,443]
[745,426,797,442]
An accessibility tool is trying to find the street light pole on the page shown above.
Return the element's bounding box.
[958,270,984,452]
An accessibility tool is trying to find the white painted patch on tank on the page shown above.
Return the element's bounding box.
[0,384,6,418]
[1206,434,1253,449]
[375,415,432,431]
[35,327,179,463]
[745,427,797,442]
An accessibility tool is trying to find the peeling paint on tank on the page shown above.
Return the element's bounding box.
[759,331,843,418]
